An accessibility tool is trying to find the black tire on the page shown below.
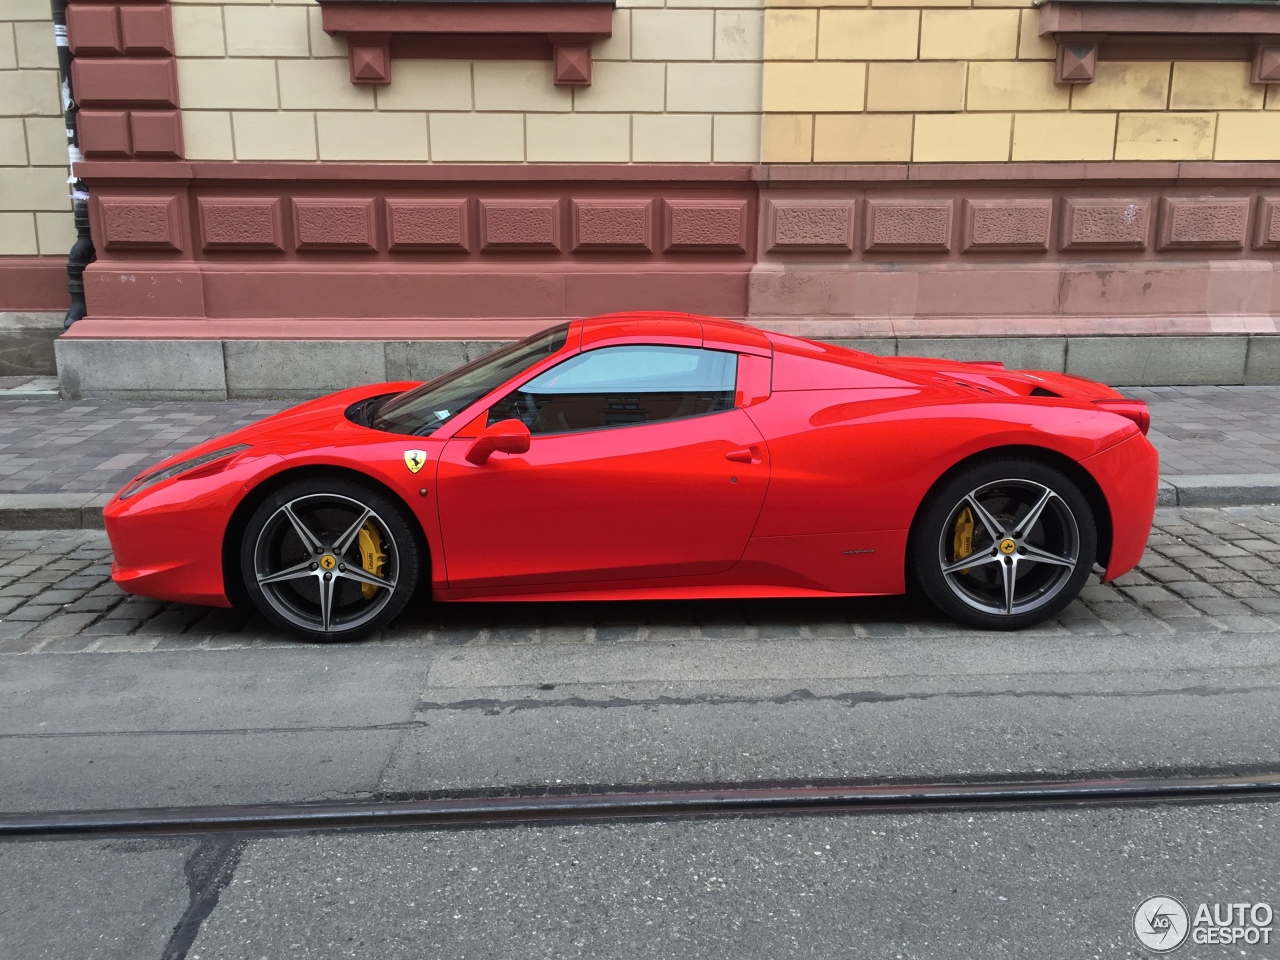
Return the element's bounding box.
[910,458,1097,630]
[240,477,421,643]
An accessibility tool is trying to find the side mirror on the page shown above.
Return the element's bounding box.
[465,419,531,466]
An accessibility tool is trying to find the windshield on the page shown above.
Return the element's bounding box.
[370,323,570,436]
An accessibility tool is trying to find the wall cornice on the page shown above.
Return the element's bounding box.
[1037,0,1280,82]
[316,0,615,85]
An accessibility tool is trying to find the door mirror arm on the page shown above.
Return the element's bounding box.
[465,419,532,466]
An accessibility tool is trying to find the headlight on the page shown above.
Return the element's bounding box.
[118,444,251,501]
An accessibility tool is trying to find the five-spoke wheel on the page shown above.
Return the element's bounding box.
[240,478,420,642]
[912,460,1096,630]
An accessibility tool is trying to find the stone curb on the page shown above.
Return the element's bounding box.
[1159,475,1280,507]
[0,494,112,530]
[0,478,1277,532]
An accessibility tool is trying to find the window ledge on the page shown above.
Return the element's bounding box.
[317,0,616,86]
[1037,0,1280,83]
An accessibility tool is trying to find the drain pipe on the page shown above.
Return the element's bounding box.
[50,0,95,330]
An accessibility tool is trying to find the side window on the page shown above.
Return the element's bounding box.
[489,345,738,435]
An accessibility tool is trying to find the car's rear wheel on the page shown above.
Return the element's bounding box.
[240,477,420,643]
[911,459,1096,630]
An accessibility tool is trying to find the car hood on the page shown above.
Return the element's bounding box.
[125,382,418,483]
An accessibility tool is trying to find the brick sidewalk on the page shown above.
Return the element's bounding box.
[0,399,289,495]
[0,386,1276,496]
[1128,386,1280,476]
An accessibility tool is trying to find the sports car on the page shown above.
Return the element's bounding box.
[104,312,1158,641]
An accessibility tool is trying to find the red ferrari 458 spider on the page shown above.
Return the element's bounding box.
[104,312,1158,641]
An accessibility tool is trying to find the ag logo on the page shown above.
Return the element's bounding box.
[403,450,426,475]
[1134,896,1190,952]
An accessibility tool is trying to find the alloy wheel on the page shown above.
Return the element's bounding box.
[252,492,399,635]
[936,478,1081,618]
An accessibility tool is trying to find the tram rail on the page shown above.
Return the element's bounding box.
[4,772,1280,840]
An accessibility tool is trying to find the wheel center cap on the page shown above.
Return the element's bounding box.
[320,554,338,570]
[999,538,1017,555]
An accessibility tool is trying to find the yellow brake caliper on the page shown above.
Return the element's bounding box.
[952,506,975,574]
[357,521,387,599]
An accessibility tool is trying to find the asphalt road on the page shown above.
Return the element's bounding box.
[3,802,1278,960]
[3,628,1280,814]
[2,505,1279,958]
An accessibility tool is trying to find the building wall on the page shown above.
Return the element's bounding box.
[0,0,74,256]
[760,0,1280,163]
[13,0,1280,393]
[173,0,765,163]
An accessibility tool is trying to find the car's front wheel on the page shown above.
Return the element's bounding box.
[911,459,1097,630]
[240,477,421,642]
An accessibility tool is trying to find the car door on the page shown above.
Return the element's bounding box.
[434,344,770,590]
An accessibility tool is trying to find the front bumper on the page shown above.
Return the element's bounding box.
[104,455,282,607]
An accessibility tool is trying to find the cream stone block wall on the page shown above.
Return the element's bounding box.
[635,113,714,161]
[223,6,309,57]
[1016,10,1054,61]
[1115,113,1215,161]
[0,4,71,255]
[1216,112,1280,160]
[1169,62,1262,112]
[35,208,75,252]
[474,62,573,113]
[178,58,279,110]
[919,10,1019,60]
[1011,112,1116,161]
[233,110,317,159]
[668,61,763,112]
[62,0,1280,166]
[0,210,37,254]
[761,113,812,161]
[967,61,1068,112]
[0,24,14,71]
[14,20,57,68]
[428,113,524,162]
[820,10,919,60]
[526,113,630,162]
[278,59,374,110]
[173,0,765,162]
[814,114,913,161]
[374,61,473,112]
[716,11,764,60]
[761,0,1280,162]
[763,9,815,59]
[913,112,1011,161]
[633,9,716,61]
[182,110,235,160]
[712,113,761,160]
[172,7,225,57]
[1070,62,1170,111]
[573,61,666,113]
[317,111,429,161]
[763,61,864,112]
[866,62,965,112]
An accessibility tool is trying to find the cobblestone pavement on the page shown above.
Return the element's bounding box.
[0,387,1276,497]
[1,506,1278,654]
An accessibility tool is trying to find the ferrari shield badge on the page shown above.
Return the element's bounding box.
[403,450,426,475]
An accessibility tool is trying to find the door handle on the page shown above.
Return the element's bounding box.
[725,446,761,464]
